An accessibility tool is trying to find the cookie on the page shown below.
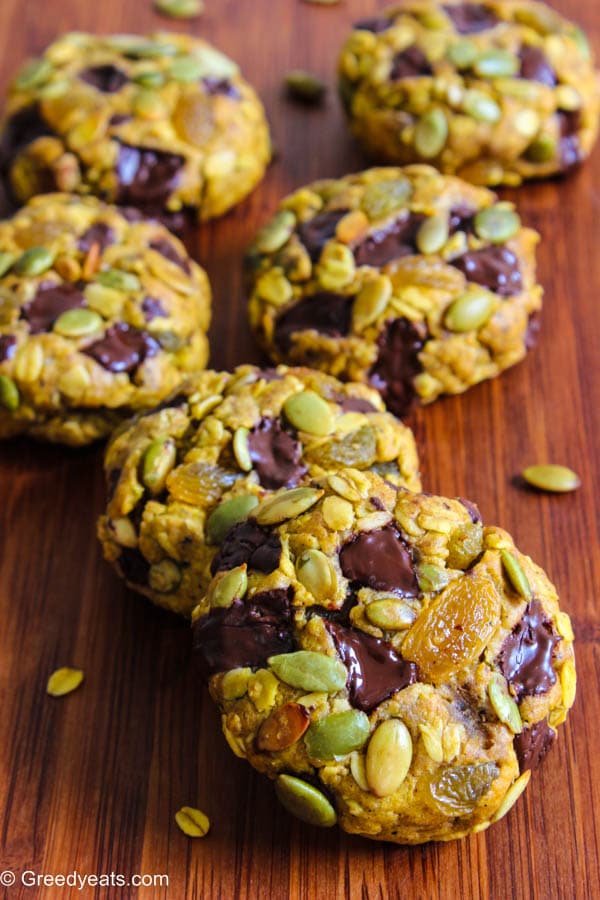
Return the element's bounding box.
[192,471,575,844]
[98,365,421,616]
[0,32,271,227]
[338,1,599,185]
[0,193,210,444]
[247,166,542,417]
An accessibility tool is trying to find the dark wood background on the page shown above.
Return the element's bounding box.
[0,1,599,897]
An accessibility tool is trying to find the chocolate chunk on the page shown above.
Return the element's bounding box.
[390,47,433,80]
[333,393,377,414]
[21,283,85,334]
[339,525,418,596]
[443,3,500,34]
[194,587,295,676]
[84,323,159,373]
[149,238,191,274]
[499,598,561,700]
[449,204,476,235]
[118,547,150,585]
[0,334,17,362]
[458,498,482,524]
[370,496,386,511]
[210,519,282,576]
[514,720,556,772]
[78,222,115,254]
[519,46,556,87]
[274,292,354,353]
[141,297,168,321]
[368,317,426,418]
[558,111,583,171]
[116,142,185,210]
[353,215,425,268]
[79,64,128,93]
[109,113,133,127]
[327,621,418,712]
[0,104,54,169]
[203,77,241,99]
[256,367,284,383]
[297,208,350,262]
[451,246,523,296]
[354,16,394,33]
[247,417,306,490]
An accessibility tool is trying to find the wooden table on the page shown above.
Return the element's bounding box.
[1,1,599,897]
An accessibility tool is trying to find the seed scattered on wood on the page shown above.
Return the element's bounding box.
[46,667,84,697]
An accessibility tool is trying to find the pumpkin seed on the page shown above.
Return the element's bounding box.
[142,437,177,494]
[110,517,137,548]
[232,427,252,472]
[488,675,523,733]
[254,210,296,254]
[365,599,416,630]
[268,650,347,693]
[149,559,181,593]
[366,719,413,797]
[305,709,370,759]
[491,771,531,823]
[205,494,259,544]
[417,563,451,593]
[15,57,53,90]
[155,0,204,18]
[500,550,532,600]
[322,495,354,531]
[254,486,323,525]
[221,667,252,700]
[560,657,577,710]
[295,549,336,602]
[0,251,17,277]
[473,49,518,78]
[361,178,413,219]
[133,89,167,119]
[211,565,248,608]
[447,39,478,69]
[474,206,520,243]
[0,375,20,411]
[257,702,310,751]
[175,806,210,837]
[122,40,179,59]
[58,361,92,397]
[53,308,103,338]
[416,214,449,254]
[569,26,591,61]
[285,70,326,104]
[445,289,496,332]
[275,775,337,828]
[462,90,502,123]
[414,109,448,159]
[14,246,55,276]
[522,464,581,493]
[169,56,206,83]
[47,667,84,697]
[352,275,391,331]
[284,391,334,436]
[133,69,166,88]
[350,751,369,791]
[96,268,141,292]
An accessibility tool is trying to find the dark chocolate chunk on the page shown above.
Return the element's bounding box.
[499,598,561,700]
[458,498,482,524]
[449,204,476,235]
[451,245,523,296]
[210,519,282,576]
[297,208,350,262]
[194,587,295,676]
[247,417,306,490]
[118,547,150,585]
[109,113,133,127]
[141,297,168,321]
[519,46,556,86]
[353,214,425,268]
[149,238,191,274]
[256,368,284,383]
[79,64,128,93]
[327,621,418,712]
[368,317,427,418]
[443,3,500,34]
[0,334,17,362]
[274,292,354,353]
[203,77,241,99]
[0,104,54,169]
[354,16,394,33]
[390,46,433,80]
[558,111,583,171]
[333,393,377,414]
[78,222,115,254]
[514,720,556,772]
[339,525,418,596]
[115,142,185,209]
[84,322,159,373]
[21,283,85,334]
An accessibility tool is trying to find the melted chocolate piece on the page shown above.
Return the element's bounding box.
[115,142,185,209]
[390,47,433,80]
[0,104,54,169]
[118,547,150,585]
[210,519,282,575]
[141,297,168,321]
[247,417,306,490]
[203,77,240,99]
[451,246,523,296]
[514,720,556,772]
[525,310,541,351]
[369,317,427,418]
[79,64,128,93]
[558,111,583,171]
[0,334,17,362]
[297,208,350,262]
[149,238,191,274]
[78,222,115,254]
[333,393,377,414]
[370,496,386,511]
[257,367,284,383]
[499,599,561,700]
[339,525,418,596]
[21,283,85,334]
[449,204,476,235]
[328,621,417,712]
[84,323,159,373]
[458,498,482,524]
[194,587,295,676]
[109,113,133,127]
[519,46,556,87]
[274,292,354,353]
[443,3,500,34]
[354,16,394,33]
[353,215,425,268]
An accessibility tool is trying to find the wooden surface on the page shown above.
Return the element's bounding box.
[0,1,599,897]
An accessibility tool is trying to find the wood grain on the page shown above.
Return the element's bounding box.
[1,1,599,897]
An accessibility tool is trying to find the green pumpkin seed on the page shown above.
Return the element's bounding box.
[305,710,370,759]
[169,56,206,83]
[123,40,179,59]
[175,805,210,837]
[142,437,177,494]
[295,549,336,602]
[414,109,448,159]
[133,69,166,88]
[14,247,55,277]
[501,550,532,600]
[15,57,53,90]
[254,210,296,254]
[232,427,252,472]
[361,178,413,220]
[352,276,391,331]
[211,565,248,608]
[473,49,518,78]
[0,252,17,278]
[53,308,103,338]
[417,563,451,593]
[285,70,326,104]
[445,289,496,332]
[268,650,347,692]
[447,40,478,69]
[275,774,337,828]
[522,464,581,493]
[154,0,204,18]
[488,675,523,734]
[283,391,334,436]
[0,375,19,411]
[569,25,591,60]
[474,205,520,243]
[206,494,259,544]
[366,599,416,630]
[416,214,449,255]
[96,269,141,292]
[462,90,502,123]
[254,486,323,525]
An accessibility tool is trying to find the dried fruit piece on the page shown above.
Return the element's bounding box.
[275,775,337,827]
[175,806,210,837]
[47,667,84,697]
[446,522,483,569]
[306,426,377,470]
[366,719,412,797]
[167,462,239,506]
[304,710,370,759]
[257,702,310,751]
[429,763,499,814]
